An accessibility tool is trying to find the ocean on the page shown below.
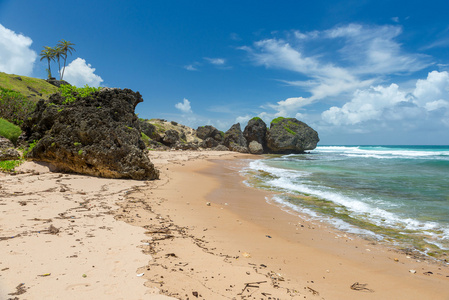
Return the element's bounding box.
[243,145,449,258]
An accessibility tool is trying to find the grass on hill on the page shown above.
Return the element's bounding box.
[0,72,58,103]
[0,118,22,144]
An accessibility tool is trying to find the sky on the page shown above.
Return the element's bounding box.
[1,0,449,145]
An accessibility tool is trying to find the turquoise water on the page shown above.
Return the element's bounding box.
[245,145,449,257]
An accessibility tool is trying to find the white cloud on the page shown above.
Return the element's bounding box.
[175,98,193,113]
[243,23,432,120]
[63,58,103,87]
[321,71,449,128]
[268,96,314,117]
[204,57,226,65]
[413,70,449,106]
[0,24,36,76]
[322,84,410,125]
[235,115,251,124]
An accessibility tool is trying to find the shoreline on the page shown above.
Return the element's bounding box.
[132,151,449,299]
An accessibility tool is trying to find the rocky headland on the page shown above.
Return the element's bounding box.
[0,72,319,179]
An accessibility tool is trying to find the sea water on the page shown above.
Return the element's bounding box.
[244,145,449,258]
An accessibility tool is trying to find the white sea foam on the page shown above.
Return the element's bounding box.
[314,146,449,160]
[248,159,449,243]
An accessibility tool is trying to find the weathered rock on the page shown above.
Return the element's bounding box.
[266,118,319,153]
[22,88,159,180]
[196,125,223,142]
[243,117,267,144]
[212,144,229,151]
[46,78,71,88]
[201,137,219,149]
[162,129,180,146]
[243,118,267,153]
[0,137,20,160]
[224,123,248,153]
[248,141,263,154]
[0,136,14,150]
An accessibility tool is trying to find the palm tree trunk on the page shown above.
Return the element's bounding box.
[47,59,52,79]
[61,58,67,80]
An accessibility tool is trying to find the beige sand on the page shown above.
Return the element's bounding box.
[1,151,449,299]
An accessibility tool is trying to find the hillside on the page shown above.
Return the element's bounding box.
[0,72,58,102]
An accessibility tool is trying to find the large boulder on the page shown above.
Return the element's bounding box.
[266,117,319,153]
[162,129,180,146]
[196,125,223,143]
[0,137,20,161]
[248,141,263,154]
[22,88,159,180]
[224,123,248,153]
[243,117,268,154]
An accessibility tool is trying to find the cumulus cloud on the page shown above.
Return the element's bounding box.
[321,71,449,128]
[63,58,103,87]
[175,98,193,113]
[0,24,36,76]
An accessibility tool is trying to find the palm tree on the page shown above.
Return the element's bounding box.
[53,46,65,80]
[39,46,55,79]
[57,40,75,80]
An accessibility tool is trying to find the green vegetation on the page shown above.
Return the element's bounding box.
[250,116,262,122]
[58,84,101,104]
[141,132,150,145]
[0,87,36,126]
[23,140,38,157]
[39,40,76,80]
[78,149,83,155]
[0,72,58,103]
[0,118,22,144]
[73,142,82,147]
[270,117,285,126]
[0,160,22,172]
[284,127,296,135]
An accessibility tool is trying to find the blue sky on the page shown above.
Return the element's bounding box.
[1,0,449,145]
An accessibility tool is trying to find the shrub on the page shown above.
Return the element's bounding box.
[0,87,36,126]
[250,116,262,122]
[0,160,22,172]
[0,118,22,144]
[270,117,285,126]
[58,84,102,104]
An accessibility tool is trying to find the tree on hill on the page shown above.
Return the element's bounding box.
[39,46,55,79]
[57,40,76,80]
[53,45,64,80]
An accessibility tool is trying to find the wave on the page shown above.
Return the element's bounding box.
[247,159,449,248]
[313,145,449,160]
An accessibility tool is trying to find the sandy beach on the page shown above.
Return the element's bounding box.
[1,151,449,299]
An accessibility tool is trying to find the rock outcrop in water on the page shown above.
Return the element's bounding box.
[22,88,159,180]
[266,117,319,153]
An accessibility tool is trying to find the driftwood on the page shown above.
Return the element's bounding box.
[238,281,267,295]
